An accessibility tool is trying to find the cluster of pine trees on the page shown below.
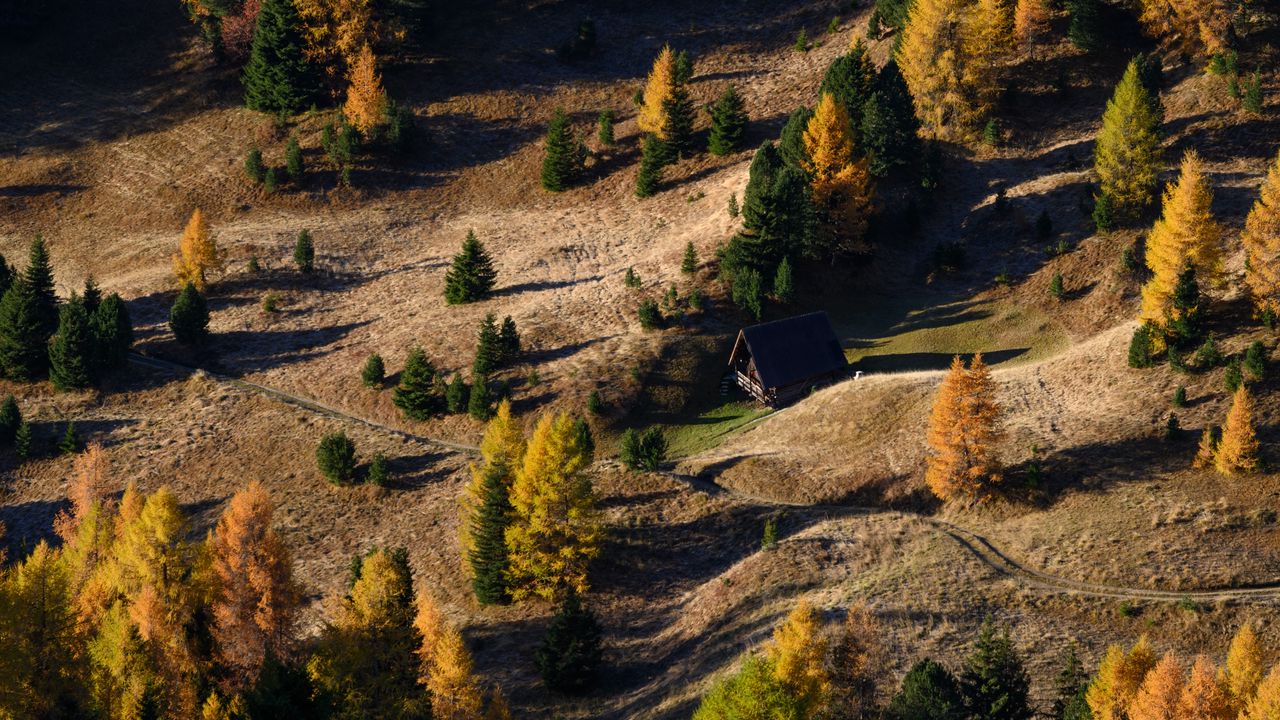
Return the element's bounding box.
[384,313,520,423]
[0,442,514,719]
[0,238,132,389]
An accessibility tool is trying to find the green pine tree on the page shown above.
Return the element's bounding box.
[959,620,1033,720]
[293,229,315,273]
[443,231,498,304]
[25,237,58,337]
[59,422,79,455]
[535,590,603,694]
[1128,321,1158,368]
[635,134,667,198]
[469,461,513,605]
[820,42,877,144]
[366,451,389,486]
[0,255,13,299]
[362,353,385,388]
[1051,647,1090,720]
[571,417,595,461]
[597,110,615,146]
[473,314,502,376]
[242,0,320,114]
[245,147,265,183]
[541,108,582,192]
[887,659,965,720]
[778,107,815,172]
[316,431,357,484]
[48,294,95,391]
[1066,0,1104,52]
[681,242,698,274]
[285,135,304,181]
[773,257,794,304]
[82,276,102,315]
[468,374,491,420]
[707,85,748,156]
[498,315,521,365]
[1243,71,1264,114]
[0,395,21,446]
[15,420,32,460]
[393,347,441,420]
[722,143,816,289]
[169,282,210,346]
[861,60,922,177]
[446,374,468,414]
[0,278,49,381]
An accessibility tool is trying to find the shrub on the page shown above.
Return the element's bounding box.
[1193,337,1222,368]
[535,590,602,694]
[727,193,739,218]
[169,282,209,346]
[1050,273,1065,301]
[263,167,278,193]
[294,229,315,273]
[285,135,304,181]
[446,374,468,414]
[587,390,603,415]
[1243,71,1264,114]
[1128,322,1157,368]
[361,353,384,388]
[794,29,809,52]
[637,299,663,330]
[688,287,704,311]
[624,267,641,288]
[316,431,357,484]
[247,256,261,273]
[261,292,279,313]
[244,148,264,183]
[1244,340,1267,380]
[1092,192,1115,232]
[1172,386,1187,407]
[620,426,667,471]
[1208,51,1238,76]
[1121,245,1142,276]
[681,242,698,274]
[1224,358,1243,392]
[366,451,388,487]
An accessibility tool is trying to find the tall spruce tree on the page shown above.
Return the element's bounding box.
[293,230,314,273]
[779,107,815,172]
[819,42,877,146]
[468,461,513,604]
[861,60,922,177]
[443,231,498,304]
[498,316,520,365]
[0,395,20,445]
[92,293,133,373]
[662,86,695,160]
[1052,648,1091,720]
[635,134,667,198]
[541,109,582,192]
[887,659,966,720]
[1095,58,1164,221]
[468,374,492,421]
[960,620,1034,720]
[392,347,441,420]
[707,85,748,156]
[25,236,58,337]
[0,278,50,381]
[82,276,102,315]
[722,143,816,289]
[473,314,503,376]
[169,282,210,346]
[48,294,95,391]
[0,254,13,299]
[535,590,603,694]
[1067,0,1104,51]
[242,0,318,113]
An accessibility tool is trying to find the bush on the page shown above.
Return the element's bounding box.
[169,282,209,346]
[285,135,304,181]
[681,242,698,275]
[727,193,739,218]
[1243,71,1264,114]
[366,451,388,487]
[535,590,602,694]
[362,353,384,388]
[1128,322,1156,368]
[316,431,357,484]
[620,426,667,471]
[263,167,278,193]
[261,292,280,313]
[1224,358,1243,392]
[1172,386,1187,407]
[1092,192,1115,232]
[245,148,265,183]
[294,229,315,273]
[587,390,603,415]
[1192,337,1222,369]
[1050,273,1065,301]
[1245,340,1267,380]
[624,267,641,288]
[794,29,809,52]
[637,299,663,330]
[1121,244,1142,276]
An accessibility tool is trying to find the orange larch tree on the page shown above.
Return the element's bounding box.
[1139,152,1224,328]
[343,44,387,136]
[1243,151,1280,321]
[173,208,221,291]
[1215,385,1261,476]
[803,93,875,257]
[638,45,677,138]
[1178,655,1234,720]
[1128,652,1184,720]
[925,354,1004,502]
[1225,624,1266,712]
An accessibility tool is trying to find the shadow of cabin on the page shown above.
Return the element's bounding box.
[728,311,848,407]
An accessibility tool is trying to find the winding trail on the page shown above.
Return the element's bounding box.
[128,352,1280,604]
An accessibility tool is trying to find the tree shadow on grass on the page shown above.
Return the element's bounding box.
[850,347,1030,374]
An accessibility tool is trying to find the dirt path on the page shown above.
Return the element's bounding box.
[128,352,1280,604]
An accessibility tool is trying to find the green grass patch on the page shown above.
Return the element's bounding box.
[662,398,772,459]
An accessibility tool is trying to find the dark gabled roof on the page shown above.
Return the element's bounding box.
[731,311,847,389]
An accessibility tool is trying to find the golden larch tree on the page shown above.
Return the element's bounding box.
[1193,426,1219,470]
[767,599,831,715]
[1225,624,1266,712]
[295,0,376,73]
[925,354,1004,502]
[1013,0,1052,48]
[209,481,303,687]
[1095,59,1164,219]
[1140,152,1224,326]
[638,45,676,138]
[1243,665,1280,720]
[504,412,601,601]
[804,93,875,253]
[1128,652,1184,720]
[173,208,221,292]
[1088,636,1159,720]
[1215,385,1261,476]
[0,540,81,719]
[460,399,525,571]
[1138,0,1231,57]
[54,442,113,546]
[344,44,387,136]
[1244,151,1280,320]
[1178,655,1234,720]
[899,0,984,140]
[414,593,446,678]
[427,627,486,720]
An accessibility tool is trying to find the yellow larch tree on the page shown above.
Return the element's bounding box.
[343,44,387,136]
[208,481,303,687]
[1140,152,1224,326]
[1138,0,1232,57]
[767,599,831,715]
[504,412,601,601]
[638,45,676,137]
[804,93,875,254]
[0,541,82,719]
[413,593,446,678]
[1178,655,1234,720]
[1243,151,1280,320]
[460,399,525,571]
[1129,652,1184,720]
[925,355,1004,502]
[295,0,376,74]
[1225,623,1266,712]
[1215,385,1261,476]
[173,208,221,292]
[1193,426,1219,470]
[1244,665,1280,720]
[56,444,118,625]
[1013,0,1052,49]
[427,627,486,720]
[1095,59,1164,219]
[1088,636,1159,720]
[899,0,988,141]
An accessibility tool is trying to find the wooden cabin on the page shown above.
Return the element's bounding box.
[727,311,848,407]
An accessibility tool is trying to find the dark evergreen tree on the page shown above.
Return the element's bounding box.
[82,276,102,315]
[620,426,667,471]
[362,353,385,388]
[48,294,95,391]
[663,87,696,160]
[0,254,14,298]
[243,654,326,720]
[1243,71,1264,114]
[245,147,265,184]
[635,134,667,198]
[169,282,209,346]
[960,620,1033,720]
[0,278,48,381]
[779,107,815,172]
[316,431,357,484]
[468,374,491,420]
[1129,321,1157,368]
[1165,262,1203,348]
[469,461,512,605]
[393,347,441,420]
[25,237,58,337]
[597,110,615,146]
[293,229,315,273]
[773,257,794,304]
[886,659,965,720]
[861,60,922,177]
[722,144,816,300]
[571,417,595,461]
[674,49,693,86]
[681,242,698,274]
[541,108,582,192]
[820,43,877,144]
[1134,52,1165,120]
[443,231,497,304]
[0,395,20,446]
[59,422,79,455]
[535,590,603,694]
[1245,340,1268,380]
[498,315,521,365]
[1051,647,1091,720]
[446,374,468,414]
[473,314,503,376]
[366,451,389,486]
[1066,0,1104,52]
[242,0,319,113]
[869,0,910,35]
[285,135,304,181]
[14,420,31,460]
[708,85,748,156]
